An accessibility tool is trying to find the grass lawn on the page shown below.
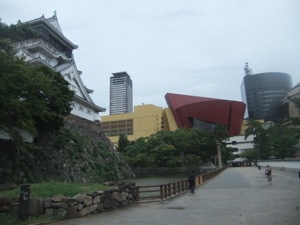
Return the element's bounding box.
[0,181,112,198]
[0,181,113,225]
[0,213,58,225]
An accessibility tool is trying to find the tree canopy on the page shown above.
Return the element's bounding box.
[118,128,233,168]
[0,21,74,147]
[0,21,37,54]
[244,120,270,160]
[244,120,299,160]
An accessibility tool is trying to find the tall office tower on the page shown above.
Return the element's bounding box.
[109,72,133,115]
[241,63,292,122]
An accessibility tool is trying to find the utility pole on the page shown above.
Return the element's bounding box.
[180,151,185,167]
[217,142,222,168]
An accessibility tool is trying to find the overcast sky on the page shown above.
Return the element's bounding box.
[1,0,299,115]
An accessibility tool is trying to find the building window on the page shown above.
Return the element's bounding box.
[101,119,133,137]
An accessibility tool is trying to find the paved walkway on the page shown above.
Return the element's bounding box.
[48,167,300,225]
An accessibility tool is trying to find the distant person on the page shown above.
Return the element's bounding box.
[188,171,196,194]
[265,165,272,182]
[258,165,261,170]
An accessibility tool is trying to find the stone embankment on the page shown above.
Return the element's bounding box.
[258,159,300,172]
[0,114,134,186]
[0,183,136,219]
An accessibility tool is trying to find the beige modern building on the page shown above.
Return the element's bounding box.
[278,82,300,126]
[101,104,177,145]
[285,82,300,119]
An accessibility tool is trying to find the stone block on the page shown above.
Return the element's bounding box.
[77,203,83,210]
[54,208,68,218]
[121,192,129,201]
[97,203,104,212]
[0,205,11,213]
[68,200,77,207]
[79,204,98,216]
[112,192,122,202]
[29,198,44,216]
[52,202,68,209]
[72,194,85,203]
[52,194,64,202]
[83,195,93,206]
[93,195,101,204]
[103,198,117,209]
[44,198,52,208]
[68,206,77,216]
[45,208,54,215]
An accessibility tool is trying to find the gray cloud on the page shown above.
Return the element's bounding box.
[1,0,299,114]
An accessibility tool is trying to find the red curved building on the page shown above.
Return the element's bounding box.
[165,93,246,136]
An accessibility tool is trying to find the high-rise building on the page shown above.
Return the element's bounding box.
[241,63,292,122]
[109,72,133,115]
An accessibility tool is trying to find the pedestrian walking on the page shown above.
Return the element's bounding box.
[258,165,261,170]
[188,170,196,193]
[265,165,272,182]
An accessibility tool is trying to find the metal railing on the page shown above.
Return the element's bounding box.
[134,166,227,203]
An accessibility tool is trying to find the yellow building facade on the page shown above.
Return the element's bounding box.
[239,119,265,135]
[101,104,177,145]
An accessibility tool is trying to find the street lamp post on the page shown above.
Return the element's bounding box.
[217,142,222,168]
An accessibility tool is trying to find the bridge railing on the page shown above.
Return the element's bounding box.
[134,166,227,203]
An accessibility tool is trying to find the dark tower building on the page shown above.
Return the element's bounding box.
[241,63,292,122]
[109,72,133,115]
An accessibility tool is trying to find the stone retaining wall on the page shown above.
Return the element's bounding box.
[0,114,134,186]
[258,160,300,172]
[0,183,136,219]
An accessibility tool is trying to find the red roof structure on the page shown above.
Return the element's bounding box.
[165,93,246,136]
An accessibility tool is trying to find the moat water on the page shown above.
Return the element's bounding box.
[123,173,189,186]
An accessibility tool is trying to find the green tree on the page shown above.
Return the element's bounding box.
[120,127,233,168]
[0,46,74,148]
[212,124,230,167]
[268,124,298,159]
[122,137,148,167]
[173,128,197,167]
[117,134,130,152]
[288,97,300,144]
[245,120,270,160]
[0,21,37,54]
[150,143,176,167]
[288,96,300,125]
[197,132,217,162]
[240,149,257,161]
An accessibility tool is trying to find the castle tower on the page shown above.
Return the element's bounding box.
[14,14,105,121]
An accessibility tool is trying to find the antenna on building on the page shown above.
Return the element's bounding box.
[244,62,252,76]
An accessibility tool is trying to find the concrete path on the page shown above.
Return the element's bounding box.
[48,167,300,225]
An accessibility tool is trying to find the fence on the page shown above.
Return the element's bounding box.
[134,166,227,203]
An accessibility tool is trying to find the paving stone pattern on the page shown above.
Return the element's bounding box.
[48,167,300,225]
